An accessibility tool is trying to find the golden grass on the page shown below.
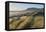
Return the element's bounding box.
[9,16,28,29]
[32,16,44,28]
[9,16,44,29]
[16,16,33,29]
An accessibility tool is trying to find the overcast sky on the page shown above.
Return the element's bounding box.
[9,3,44,11]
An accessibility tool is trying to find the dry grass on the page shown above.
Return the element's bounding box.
[31,16,44,28]
[9,16,44,29]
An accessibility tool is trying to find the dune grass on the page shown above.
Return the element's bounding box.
[9,16,44,29]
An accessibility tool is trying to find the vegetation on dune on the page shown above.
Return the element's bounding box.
[9,15,44,29]
[31,16,44,28]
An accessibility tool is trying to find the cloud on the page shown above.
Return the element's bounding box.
[10,7,26,11]
[9,3,26,11]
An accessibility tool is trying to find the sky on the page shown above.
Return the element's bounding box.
[9,3,44,11]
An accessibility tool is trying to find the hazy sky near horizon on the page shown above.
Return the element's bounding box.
[9,3,44,11]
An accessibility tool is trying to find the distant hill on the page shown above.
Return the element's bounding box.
[26,8,44,12]
[9,8,44,18]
